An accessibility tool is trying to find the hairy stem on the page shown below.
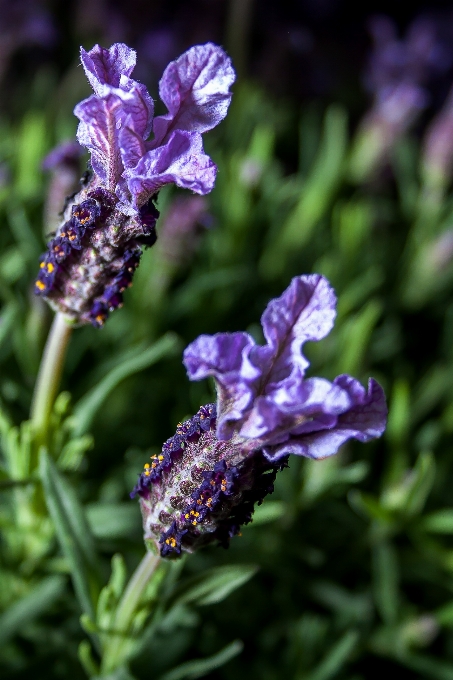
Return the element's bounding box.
[30,312,73,441]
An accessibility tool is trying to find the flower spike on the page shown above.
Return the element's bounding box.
[133,275,387,558]
[35,41,235,326]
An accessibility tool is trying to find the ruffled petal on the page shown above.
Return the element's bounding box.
[261,274,337,383]
[74,93,123,187]
[183,332,262,439]
[262,378,387,461]
[239,376,352,441]
[118,77,154,140]
[152,43,235,147]
[123,130,216,209]
[81,43,136,95]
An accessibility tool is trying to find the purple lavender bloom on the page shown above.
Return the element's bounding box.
[351,15,453,179]
[35,42,234,326]
[42,141,83,172]
[422,85,453,186]
[75,41,235,214]
[133,275,387,558]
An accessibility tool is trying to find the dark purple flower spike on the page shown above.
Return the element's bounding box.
[35,42,235,326]
[133,275,387,558]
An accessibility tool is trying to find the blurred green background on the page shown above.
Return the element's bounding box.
[3,1,453,678]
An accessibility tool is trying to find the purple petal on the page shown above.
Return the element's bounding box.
[119,76,154,140]
[123,130,216,209]
[263,378,387,461]
[239,376,352,440]
[152,43,235,147]
[260,274,337,383]
[81,43,136,95]
[183,332,261,439]
[119,125,147,172]
[42,141,83,171]
[74,94,123,187]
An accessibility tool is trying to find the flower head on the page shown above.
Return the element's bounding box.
[35,42,234,326]
[133,275,387,558]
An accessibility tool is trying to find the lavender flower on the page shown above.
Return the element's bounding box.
[35,42,235,326]
[422,85,453,187]
[133,274,387,558]
[351,15,451,180]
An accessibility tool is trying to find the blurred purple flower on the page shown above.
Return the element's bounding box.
[133,275,386,557]
[422,86,453,185]
[0,0,57,82]
[136,28,180,81]
[351,15,453,180]
[42,141,83,172]
[42,141,84,234]
[158,195,210,266]
[365,15,451,101]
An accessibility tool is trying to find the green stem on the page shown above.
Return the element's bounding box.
[226,0,255,78]
[30,312,73,441]
[102,551,161,674]
[115,551,161,630]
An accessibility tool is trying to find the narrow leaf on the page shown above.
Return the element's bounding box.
[159,640,243,680]
[86,503,141,540]
[73,333,180,436]
[372,541,399,626]
[306,630,359,680]
[40,449,101,618]
[0,575,65,644]
[171,565,258,608]
[251,500,287,526]
[423,510,453,534]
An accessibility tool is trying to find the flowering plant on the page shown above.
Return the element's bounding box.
[133,274,386,557]
[34,42,234,326]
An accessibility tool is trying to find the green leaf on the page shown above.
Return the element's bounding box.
[348,490,393,526]
[251,500,287,525]
[15,111,47,200]
[261,104,348,277]
[421,510,453,534]
[386,379,411,449]
[171,565,258,608]
[404,451,436,517]
[0,304,18,347]
[400,652,453,680]
[305,630,359,680]
[57,434,94,471]
[72,333,180,436]
[86,503,141,540]
[159,640,243,680]
[372,541,399,626]
[336,299,382,375]
[95,666,138,680]
[78,639,100,678]
[0,575,65,644]
[40,449,101,618]
[382,452,435,517]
